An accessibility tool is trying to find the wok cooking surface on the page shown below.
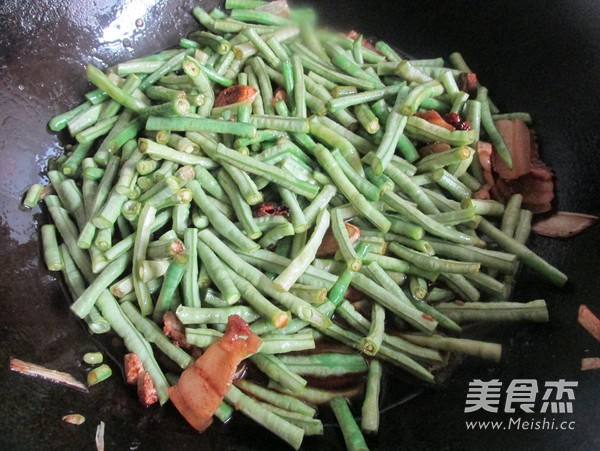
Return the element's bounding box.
[1,1,599,449]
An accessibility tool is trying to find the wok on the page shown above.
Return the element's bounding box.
[1,0,599,449]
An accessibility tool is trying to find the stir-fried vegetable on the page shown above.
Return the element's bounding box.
[22,0,584,448]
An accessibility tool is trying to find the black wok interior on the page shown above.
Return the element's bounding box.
[1,1,599,449]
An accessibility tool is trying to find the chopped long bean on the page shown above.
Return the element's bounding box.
[152,253,188,322]
[70,251,131,318]
[225,267,289,328]
[400,333,502,363]
[132,203,156,316]
[225,385,304,450]
[176,305,260,325]
[196,236,240,304]
[209,143,319,199]
[435,299,549,323]
[314,145,390,232]
[361,302,385,356]
[235,379,316,416]
[181,227,201,308]
[388,242,480,275]
[273,208,330,292]
[250,353,308,393]
[361,359,382,434]
[41,224,64,271]
[188,180,259,252]
[330,396,369,451]
[478,218,568,286]
[383,191,484,246]
[218,170,262,239]
[331,207,362,271]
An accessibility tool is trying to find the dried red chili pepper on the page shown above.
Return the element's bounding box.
[253,202,290,217]
[443,112,471,130]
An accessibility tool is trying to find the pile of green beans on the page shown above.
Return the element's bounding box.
[29,0,568,449]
